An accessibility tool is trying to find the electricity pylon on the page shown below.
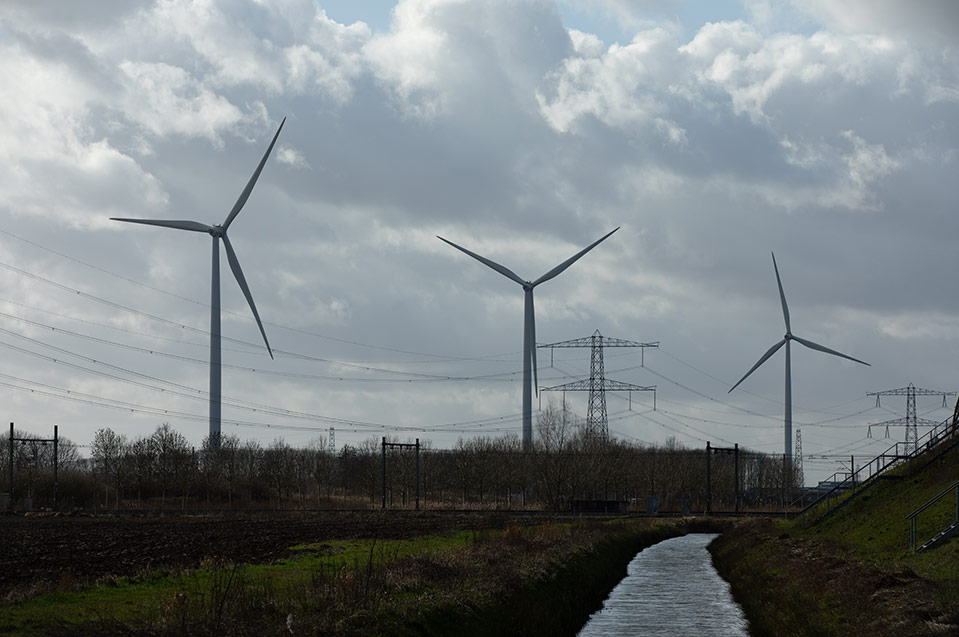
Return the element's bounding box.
[539,330,657,439]
[866,383,954,454]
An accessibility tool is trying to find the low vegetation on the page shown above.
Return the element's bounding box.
[710,441,959,636]
[0,517,684,636]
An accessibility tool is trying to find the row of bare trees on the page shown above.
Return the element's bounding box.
[2,403,799,512]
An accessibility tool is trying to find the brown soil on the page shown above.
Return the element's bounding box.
[0,510,525,603]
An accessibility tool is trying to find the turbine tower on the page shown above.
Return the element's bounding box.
[729,252,869,462]
[438,228,619,451]
[112,118,285,448]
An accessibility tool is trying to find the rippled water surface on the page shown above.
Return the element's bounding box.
[578,533,748,636]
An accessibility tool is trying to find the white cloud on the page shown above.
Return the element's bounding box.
[0,44,167,227]
[119,61,245,141]
[537,27,683,139]
[363,0,458,118]
[276,145,309,169]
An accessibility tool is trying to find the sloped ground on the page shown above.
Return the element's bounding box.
[711,443,959,636]
[711,520,958,636]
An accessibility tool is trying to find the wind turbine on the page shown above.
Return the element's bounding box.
[729,252,869,462]
[438,227,619,451]
[112,118,285,448]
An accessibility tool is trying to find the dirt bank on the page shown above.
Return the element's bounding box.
[709,519,959,636]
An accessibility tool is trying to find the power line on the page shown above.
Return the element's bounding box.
[0,228,523,363]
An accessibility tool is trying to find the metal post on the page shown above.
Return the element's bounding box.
[53,425,58,511]
[381,436,386,510]
[706,441,711,515]
[7,422,12,511]
[415,438,420,511]
[734,443,739,514]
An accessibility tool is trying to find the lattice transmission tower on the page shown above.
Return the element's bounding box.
[866,383,954,454]
[539,330,658,439]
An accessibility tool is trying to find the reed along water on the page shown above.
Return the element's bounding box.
[578,533,748,636]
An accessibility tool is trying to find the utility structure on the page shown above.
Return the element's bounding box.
[540,330,658,439]
[381,437,420,510]
[705,441,739,514]
[437,228,619,451]
[730,252,869,466]
[7,422,59,511]
[112,119,285,450]
[867,383,954,455]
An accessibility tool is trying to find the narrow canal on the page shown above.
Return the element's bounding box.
[578,533,748,636]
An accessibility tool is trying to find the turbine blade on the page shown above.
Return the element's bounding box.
[223,117,286,230]
[111,218,213,233]
[222,234,273,359]
[436,236,526,286]
[532,227,619,287]
[792,335,870,366]
[729,339,786,393]
[771,252,791,333]
[527,289,538,396]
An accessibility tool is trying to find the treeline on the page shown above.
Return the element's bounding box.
[1,402,799,512]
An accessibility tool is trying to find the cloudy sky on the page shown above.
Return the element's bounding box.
[2,0,958,483]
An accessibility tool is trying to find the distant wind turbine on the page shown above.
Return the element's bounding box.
[438,228,619,451]
[112,118,285,448]
[729,252,869,462]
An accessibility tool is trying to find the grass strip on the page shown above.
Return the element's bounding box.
[0,531,475,635]
[2,519,687,636]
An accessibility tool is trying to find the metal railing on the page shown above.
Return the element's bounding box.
[907,480,959,552]
[798,417,958,528]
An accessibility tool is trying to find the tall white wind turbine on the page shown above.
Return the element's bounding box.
[729,252,869,462]
[438,228,619,451]
[112,118,285,447]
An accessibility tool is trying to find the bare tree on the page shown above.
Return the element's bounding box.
[219,434,242,506]
[91,428,128,510]
[534,399,579,510]
[240,439,262,503]
[261,438,295,508]
[150,423,190,508]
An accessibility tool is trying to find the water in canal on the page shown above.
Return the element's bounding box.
[578,533,748,636]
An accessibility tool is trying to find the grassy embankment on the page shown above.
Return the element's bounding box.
[0,517,685,635]
[710,441,959,636]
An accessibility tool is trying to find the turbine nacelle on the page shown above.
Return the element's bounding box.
[111,117,286,446]
[438,227,619,450]
[729,251,869,461]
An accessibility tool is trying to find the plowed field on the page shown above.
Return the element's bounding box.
[0,510,521,602]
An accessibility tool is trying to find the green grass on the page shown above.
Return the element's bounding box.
[0,531,477,635]
[712,441,959,636]
[794,443,959,602]
[1,520,686,636]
